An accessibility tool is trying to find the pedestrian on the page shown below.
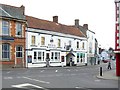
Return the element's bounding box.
[107,61,112,70]
[46,58,50,67]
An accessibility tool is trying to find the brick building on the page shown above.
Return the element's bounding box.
[115,0,120,76]
[0,4,26,68]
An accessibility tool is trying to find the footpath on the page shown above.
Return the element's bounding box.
[97,69,119,80]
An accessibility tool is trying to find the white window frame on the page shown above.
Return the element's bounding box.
[2,43,10,60]
[2,20,9,36]
[16,22,22,37]
[16,46,23,58]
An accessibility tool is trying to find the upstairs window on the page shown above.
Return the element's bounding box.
[58,39,61,47]
[2,20,9,35]
[16,23,22,36]
[82,42,85,49]
[77,41,79,49]
[2,44,10,60]
[41,37,45,45]
[31,36,35,45]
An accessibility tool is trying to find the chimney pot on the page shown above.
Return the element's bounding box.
[75,19,79,27]
[83,24,88,30]
[53,16,58,23]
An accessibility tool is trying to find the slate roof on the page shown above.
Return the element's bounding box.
[0,4,25,20]
[26,15,86,38]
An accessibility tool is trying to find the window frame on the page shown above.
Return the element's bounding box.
[41,37,45,46]
[16,45,23,58]
[2,20,9,36]
[31,36,36,45]
[2,43,10,60]
[16,22,22,37]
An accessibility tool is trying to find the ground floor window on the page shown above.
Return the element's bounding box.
[16,46,23,58]
[2,43,10,60]
[77,53,85,63]
[33,51,45,63]
[51,52,60,61]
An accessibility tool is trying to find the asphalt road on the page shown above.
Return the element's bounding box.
[1,61,118,90]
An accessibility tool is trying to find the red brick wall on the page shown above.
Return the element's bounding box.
[1,20,26,68]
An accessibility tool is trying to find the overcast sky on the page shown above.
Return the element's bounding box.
[1,0,115,49]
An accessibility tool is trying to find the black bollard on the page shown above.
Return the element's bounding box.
[100,67,102,76]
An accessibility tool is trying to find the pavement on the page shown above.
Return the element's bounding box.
[97,69,120,80]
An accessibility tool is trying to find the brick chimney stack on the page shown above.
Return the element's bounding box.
[75,19,79,27]
[83,24,88,30]
[53,16,58,23]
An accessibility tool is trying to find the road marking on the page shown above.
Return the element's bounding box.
[75,87,92,90]
[4,77,13,79]
[41,70,44,72]
[6,71,11,74]
[22,76,50,84]
[75,69,78,71]
[94,79,101,82]
[67,69,70,71]
[11,83,47,90]
[55,70,58,72]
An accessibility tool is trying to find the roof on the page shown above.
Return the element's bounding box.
[0,4,25,20]
[26,15,86,38]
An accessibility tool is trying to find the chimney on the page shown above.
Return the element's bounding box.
[75,19,79,27]
[83,24,88,30]
[53,16,58,23]
[20,5,25,15]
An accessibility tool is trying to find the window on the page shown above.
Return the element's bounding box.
[16,46,22,58]
[2,44,10,59]
[34,52,37,59]
[2,20,9,35]
[31,36,35,45]
[77,53,79,62]
[77,41,79,49]
[38,52,44,61]
[51,52,60,61]
[69,40,71,46]
[117,7,119,10]
[58,39,61,47]
[82,42,85,49]
[51,52,54,60]
[41,37,45,45]
[117,14,119,18]
[16,23,22,36]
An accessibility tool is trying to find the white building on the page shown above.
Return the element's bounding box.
[26,16,87,67]
[74,19,96,65]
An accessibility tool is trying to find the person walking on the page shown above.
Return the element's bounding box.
[107,60,112,70]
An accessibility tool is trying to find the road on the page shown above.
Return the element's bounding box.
[1,61,118,90]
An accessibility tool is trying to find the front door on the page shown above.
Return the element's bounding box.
[46,53,50,67]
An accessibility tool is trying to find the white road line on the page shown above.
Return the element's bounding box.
[75,69,78,71]
[4,77,13,79]
[41,70,44,72]
[67,69,70,71]
[55,70,58,72]
[94,79,101,82]
[22,76,50,84]
[11,83,45,89]
[6,71,11,74]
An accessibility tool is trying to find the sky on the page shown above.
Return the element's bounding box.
[0,0,115,50]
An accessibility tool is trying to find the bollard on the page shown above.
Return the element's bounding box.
[100,67,102,76]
